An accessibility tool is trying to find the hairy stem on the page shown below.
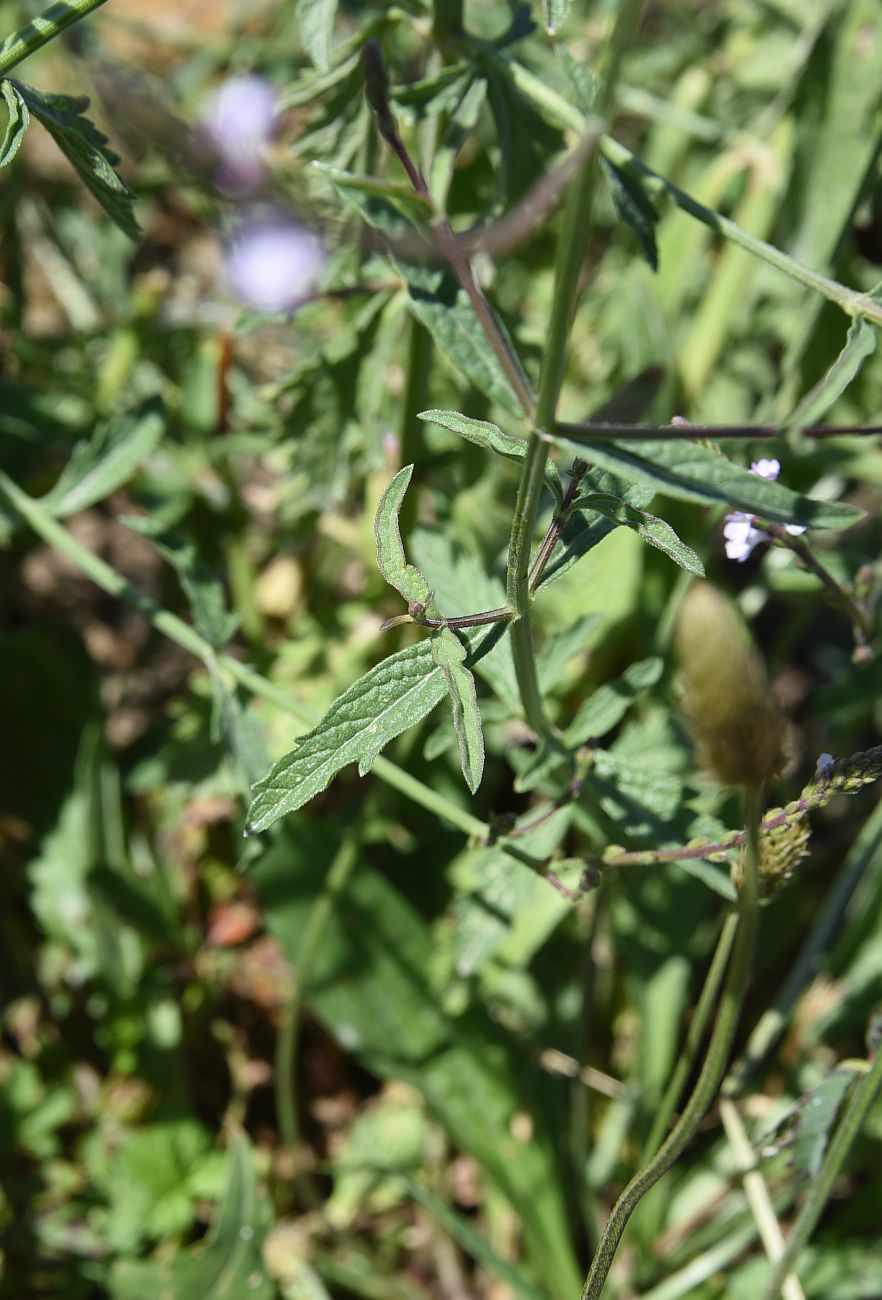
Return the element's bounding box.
[580,785,762,1299]
[0,0,108,75]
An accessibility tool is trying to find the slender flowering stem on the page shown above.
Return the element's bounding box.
[553,419,882,442]
[0,0,108,75]
[764,522,874,654]
[580,785,763,1299]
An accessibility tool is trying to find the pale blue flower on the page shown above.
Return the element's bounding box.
[723,458,807,562]
[225,216,324,312]
[202,75,278,194]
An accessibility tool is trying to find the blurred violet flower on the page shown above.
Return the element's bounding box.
[201,75,278,194]
[225,215,325,313]
[723,457,807,562]
[815,752,835,779]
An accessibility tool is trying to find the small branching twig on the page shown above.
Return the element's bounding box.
[764,522,874,658]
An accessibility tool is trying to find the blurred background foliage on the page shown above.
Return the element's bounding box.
[1,0,882,1296]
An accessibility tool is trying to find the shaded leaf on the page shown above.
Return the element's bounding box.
[565,657,664,744]
[0,79,28,166]
[602,156,660,270]
[171,1135,274,1299]
[543,429,864,529]
[540,0,573,35]
[432,626,485,793]
[297,0,339,71]
[374,464,433,608]
[13,81,140,239]
[420,408,562,500]
[570,492,704,574]
[42,398,165,517]
[788,315,877,428]
[246,642,447,833]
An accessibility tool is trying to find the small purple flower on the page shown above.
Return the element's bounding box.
[815,752,835,779]
[201,75,278,194]
[723,459,807,562]
[225,216,324,313]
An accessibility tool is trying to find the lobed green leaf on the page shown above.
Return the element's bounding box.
[374,464,433,608]
[246,641,447,833]
[13,81,140,239]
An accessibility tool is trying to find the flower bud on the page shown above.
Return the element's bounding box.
[674,580,784,788]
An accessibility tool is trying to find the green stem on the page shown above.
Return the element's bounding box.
[758,1041,882,1300]
[640,911,738,1162]
[580,786,762,1300]
[276,833,361,1204]
[507,59,882,331]
[0,0,108,75]
[0,470,489,843]
[505,0,642,742]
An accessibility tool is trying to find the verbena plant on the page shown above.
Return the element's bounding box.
[2,1,882,1297]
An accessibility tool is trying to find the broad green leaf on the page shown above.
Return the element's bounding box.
[42,397,164,516]
[374,465,433,608]
[254,823,582,1295]
[787,315,877,428]
[124,517,240,651]
[592,748,682,838]
[540,0,573,35]
[602,156,660,270]
[570,492,704,574]
[565,657,663,745]
[432,626,485,794]
[297,0,339,71]
[13,81,140,239]
[0,79,28,166]
[171,1135,274,1300]
[246,641,447,833]
[419,408,563,501]
[543,429,864,529]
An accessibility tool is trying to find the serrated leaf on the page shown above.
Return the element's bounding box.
[540,0,573,35]
[42,398,164,517]
[543,430,864,530]
[374,465,433,608]
[0,79,28,166]
[124,517,240,651]
[246,642,447,833]
[419,408,562,501]
[565,657,664,744]
[602,156,660,270]
[432,627,485,794]
[570,492,704,574]
[171,1136,273,1300]
[13,81,140,239]
[297,0,339,71]
[788,315,877,428]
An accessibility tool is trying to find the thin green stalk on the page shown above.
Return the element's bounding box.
[580,786,763,1300]
[507,59,882,331]
[758,1041,882,1300]
[0,0,108,75]
[0,470,489,843]
[276,834,361,1204]
[505,0,643,742]
[398,316,433,538]
[641,912,738,1161]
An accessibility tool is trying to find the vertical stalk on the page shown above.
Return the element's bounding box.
[580,784,762,1300]
[505,0,645,740]
[0,0,109,74]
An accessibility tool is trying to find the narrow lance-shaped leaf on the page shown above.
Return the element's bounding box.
[787,314,877,428]
[570,492,704,575]
[0,79,28,166]
[246,641,447,834]
[374,465,434,609]
[432,627,485,794]
[564,657,664,745]
[602,156,659,271]
[543,428,864,530]
[420,408,563,503]
[12,81,140,239]
[42,398,165,517]
[541,0,573,35]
